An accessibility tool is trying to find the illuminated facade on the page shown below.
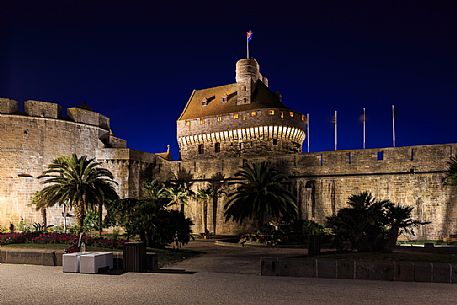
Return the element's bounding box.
[177,58,307,160]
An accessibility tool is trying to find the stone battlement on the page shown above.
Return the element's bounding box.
[0,98,110,130]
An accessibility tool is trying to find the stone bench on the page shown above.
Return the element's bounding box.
[62,252,83,273]
[63,252,113,274]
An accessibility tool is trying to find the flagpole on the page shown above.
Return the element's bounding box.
[246,35,249,59]
[334,110,337,151]
[363,107,366,149]
[392,105,396,147]
[307,113,310,153]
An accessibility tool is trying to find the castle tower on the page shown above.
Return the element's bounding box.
[177,57,307,161]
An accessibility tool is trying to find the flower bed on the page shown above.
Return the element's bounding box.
[0,232,125,249]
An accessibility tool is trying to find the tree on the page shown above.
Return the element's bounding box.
[32,154,119,236]
[443,155,457,186]
[326,192,429,252]
[384,203,429,252]
[105,197,193,247]
[224,161,297,228]
[208,172,225,236]
[165,167,194,213]
[164,185,189,213]
[143,179,168,201]
[326,192,388,252]
[196,187,212,236]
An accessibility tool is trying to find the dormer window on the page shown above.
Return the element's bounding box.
[201,98,208,106]
[221,96,227,104]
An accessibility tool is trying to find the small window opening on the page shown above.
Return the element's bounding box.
[269,109,275,115]
[377,151,384,161]
[289,112,294,117]
[199,118,205,125]
[233,114,239,119]
[347,152,352,164]
[217,116,222,122]
[272,139,278,146]
[410,149,415,161]
[198,144,204,154]
[320,154,323,166]
[215,142,220,153]
[251,111,257,117]
[221,96,227,104]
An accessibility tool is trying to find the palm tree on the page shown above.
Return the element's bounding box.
[196,187,212,236]
[32,154,119,236]
[224,161,297,228]
[384,203,430,252]
[326,192,388,251]
[164,185,189,213]
[165,167,194,214]
[208,172,225,236]
[443,155,457,186]
[143,179,168,201]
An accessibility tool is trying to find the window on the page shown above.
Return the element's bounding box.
[290,112,294,117]
[410,149,415,161]
[272,139,278,146]
[199,118,205,125]
[198,144,204,154]
[251,111,257,117]
[221,96,227,104]
[215,142,220,153]
[347,152,352,164]
[217,116,222,122]
[269,109,275,115]
[280,112,284,119]
[301,114,305,122]
[320,154,324,166]
[233,113,239,119]
[377,151,384,161]
[185,121,191,127]
[201,98,208,106]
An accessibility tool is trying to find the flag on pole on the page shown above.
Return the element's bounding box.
[247,31,253,42]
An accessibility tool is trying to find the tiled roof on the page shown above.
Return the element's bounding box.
[178,80,290,120]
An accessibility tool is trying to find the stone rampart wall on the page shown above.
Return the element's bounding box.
[158,144,457,239]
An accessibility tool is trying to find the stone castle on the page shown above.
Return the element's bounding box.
[1,57,456,240]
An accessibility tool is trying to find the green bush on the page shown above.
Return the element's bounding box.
[326,192,429,252]
[105,198,193,248]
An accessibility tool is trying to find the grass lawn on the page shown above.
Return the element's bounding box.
[313,250,457,263]
[1,243,202,267]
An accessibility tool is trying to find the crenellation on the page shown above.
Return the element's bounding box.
[0,98,19,114]
[24,100,61,118]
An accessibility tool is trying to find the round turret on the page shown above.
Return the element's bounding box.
[235,58,261,83]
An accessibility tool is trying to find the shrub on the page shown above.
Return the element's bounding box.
[105,198,193,248]
[326,192,428,252]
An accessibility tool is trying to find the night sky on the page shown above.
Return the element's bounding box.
[1,1,456,159]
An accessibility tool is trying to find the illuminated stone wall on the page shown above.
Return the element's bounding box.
[177,108,306,160]
[0,99,156,228]
[157,144,457,240]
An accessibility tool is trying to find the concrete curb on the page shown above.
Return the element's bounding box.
[260,257,457,284]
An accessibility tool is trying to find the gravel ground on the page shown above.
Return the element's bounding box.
[1,241,457,305]
[1,263,457,305]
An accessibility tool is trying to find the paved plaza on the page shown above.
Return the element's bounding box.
[1,241,457,305]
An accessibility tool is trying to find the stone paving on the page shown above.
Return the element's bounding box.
[1,241,457,305]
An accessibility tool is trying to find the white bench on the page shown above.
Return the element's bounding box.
[79,252,113,274]
[63,252,85,273]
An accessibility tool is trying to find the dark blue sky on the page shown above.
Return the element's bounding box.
[1,1,456,159]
